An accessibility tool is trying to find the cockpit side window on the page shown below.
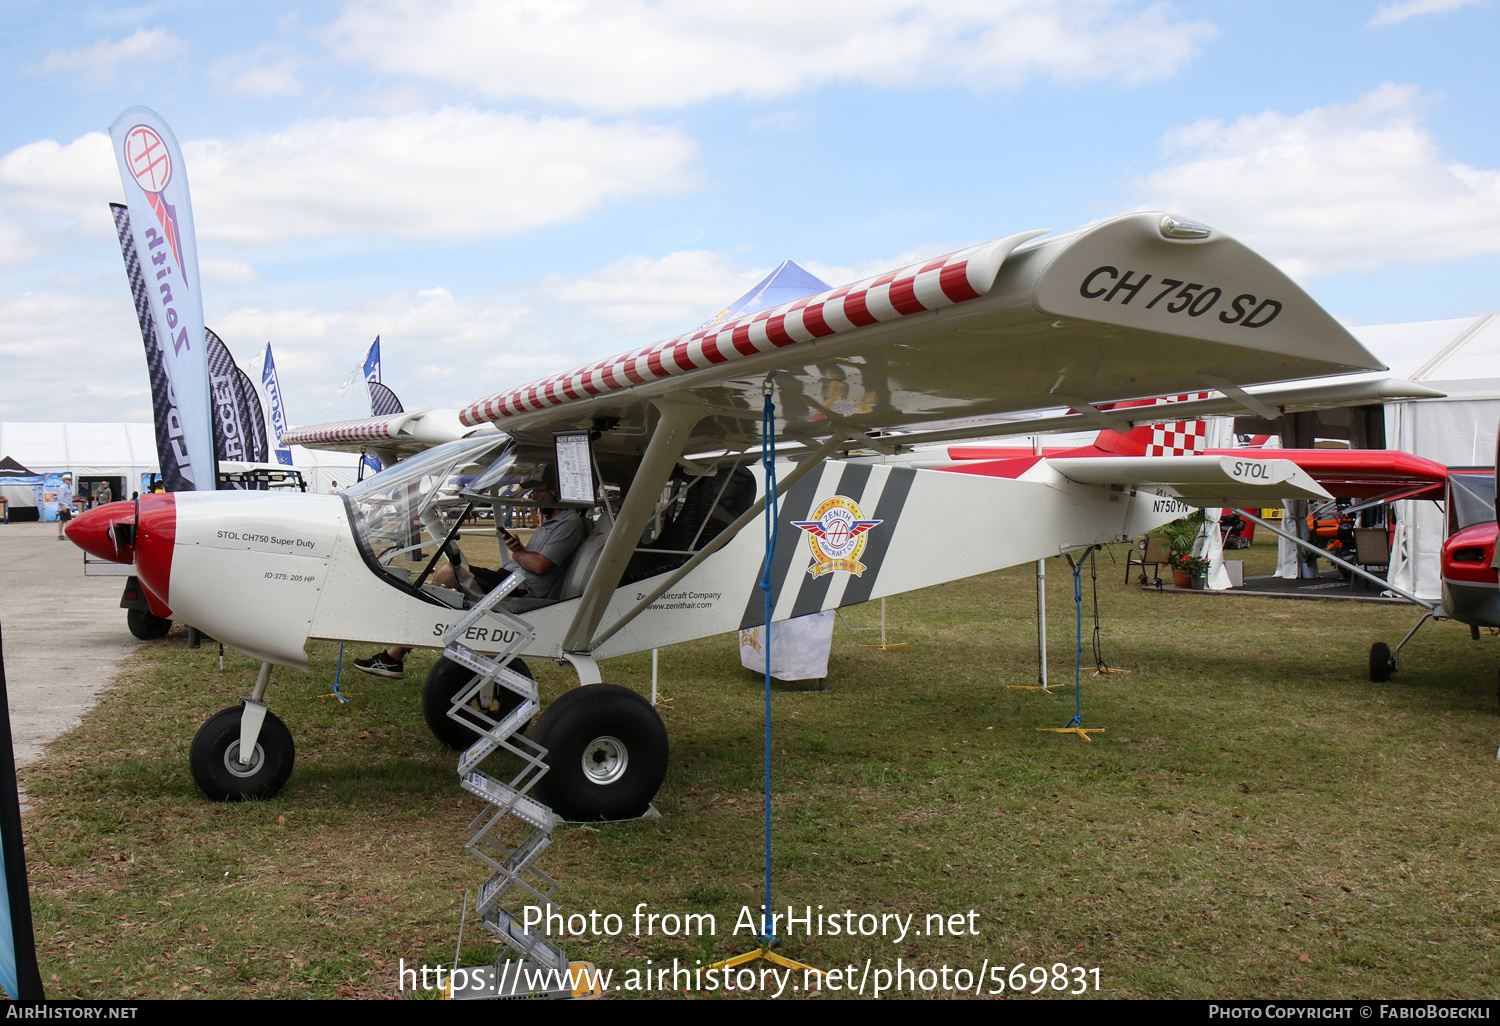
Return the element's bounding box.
[342,437,517,601]
[623,465,755,584]
[1447,471,1496,534]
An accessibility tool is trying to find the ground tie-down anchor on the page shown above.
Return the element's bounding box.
[707,940,824,994]
[1038,549,1107,742]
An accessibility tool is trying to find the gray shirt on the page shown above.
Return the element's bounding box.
[503,509,587,598]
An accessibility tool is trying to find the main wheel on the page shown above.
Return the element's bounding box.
[126,608,171,640]
[1369,642,1394,683]
[531,684,668,821]
[422,656,532,750]
[189,704,295,801]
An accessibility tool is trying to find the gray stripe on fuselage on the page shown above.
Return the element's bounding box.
[788,462,873,618]
[839,466,917,608]
[739,463,828,630]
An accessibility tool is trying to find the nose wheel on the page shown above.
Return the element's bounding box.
[126,609,172,640]
[189,702,295,801]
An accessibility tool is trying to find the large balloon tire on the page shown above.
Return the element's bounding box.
[531,684,668,822]
[1369,642,1394,683]
[126,608,171,640]
[422,656,532,751]
[190,704,295,802]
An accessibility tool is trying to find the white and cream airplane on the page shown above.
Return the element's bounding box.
[67,212,1433,819]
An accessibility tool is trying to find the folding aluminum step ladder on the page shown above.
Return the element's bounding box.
[438,575,577,999]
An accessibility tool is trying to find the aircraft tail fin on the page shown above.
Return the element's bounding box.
[1092,392,1212,457]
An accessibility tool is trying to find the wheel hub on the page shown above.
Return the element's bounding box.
[581,736,628,785]
[224,741,264,778]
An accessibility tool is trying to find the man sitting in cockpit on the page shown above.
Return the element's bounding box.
[354,476,586,680]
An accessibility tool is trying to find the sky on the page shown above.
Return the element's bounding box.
[1,0,1497,427]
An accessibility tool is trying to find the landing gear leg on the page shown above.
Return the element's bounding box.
[189,662,295,801]
[1369,612,1444,683]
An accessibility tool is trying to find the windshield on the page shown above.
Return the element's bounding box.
[343,436,517,593]
[1447,471,1496,533]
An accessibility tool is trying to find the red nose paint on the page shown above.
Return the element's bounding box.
[132,494,178,611]
[63,500,138,563]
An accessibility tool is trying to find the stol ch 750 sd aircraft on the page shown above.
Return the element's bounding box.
[69,213,1424,819]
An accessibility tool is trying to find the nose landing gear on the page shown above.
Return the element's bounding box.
[189,662,293,801]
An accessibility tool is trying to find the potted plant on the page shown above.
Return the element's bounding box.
[1178,554,1210,589]
[1150,510,1210,588]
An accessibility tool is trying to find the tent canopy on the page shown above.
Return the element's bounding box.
[1341,314,1500,602]
[0,424,157,477]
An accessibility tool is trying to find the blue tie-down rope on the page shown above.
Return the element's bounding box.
[759,388,778,943]
[331,642,351,703]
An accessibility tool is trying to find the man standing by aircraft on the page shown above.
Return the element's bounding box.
[353,476,586,679]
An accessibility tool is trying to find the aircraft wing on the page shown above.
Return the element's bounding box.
[455,212,1387,456]
[1203,448,1451,502]
[279,409,494,457]
[888,376,1443,453]
[1044,455,1333,507]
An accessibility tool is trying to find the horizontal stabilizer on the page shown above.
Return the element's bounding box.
[1047,455,1332,507]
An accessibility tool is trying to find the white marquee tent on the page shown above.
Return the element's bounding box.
[0,423,360,505]
[1348,315,1500,602]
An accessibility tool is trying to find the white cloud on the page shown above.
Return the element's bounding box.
[31,28,181,88]
[1136,84,1500,277]
[0,217,34,271]
[1369,0,1484,27]
[189,108,700,242]
[213,252,815,419]
[542,242,980,336]
[209,45,304,96]
[0,234,990,422]
[0,133,117,218]
[326,0,1217,112]
[0,134,120,258]
[200,258,260,286]
[545,251,768,334]
[0,288,147,421]
[0,107,699,248]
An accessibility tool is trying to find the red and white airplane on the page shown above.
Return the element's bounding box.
[1357,461,1498,691]
[67,212,1428,818]
[950,428,1499,700]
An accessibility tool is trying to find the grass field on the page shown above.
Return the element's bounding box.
[18,535,1500,1000]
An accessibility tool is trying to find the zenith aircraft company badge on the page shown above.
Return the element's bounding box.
[791,496,882,577]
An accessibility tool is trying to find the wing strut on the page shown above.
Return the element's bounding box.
[587,430,851,652]
[1235,510,1437,612]
[563,401,707,653]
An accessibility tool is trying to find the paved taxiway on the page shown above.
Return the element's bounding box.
[0,522,142,766]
